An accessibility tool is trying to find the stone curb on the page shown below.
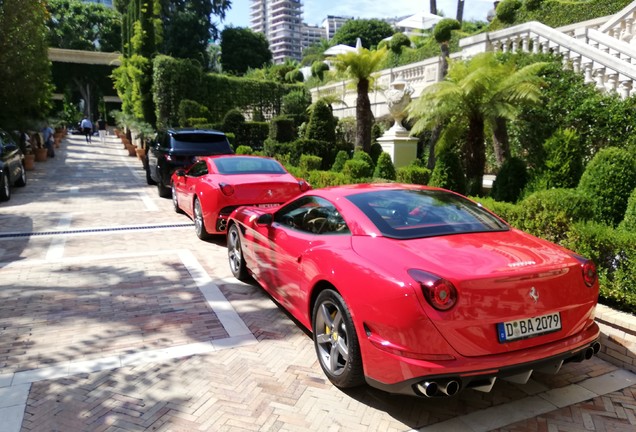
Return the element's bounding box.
[595,304,636,373]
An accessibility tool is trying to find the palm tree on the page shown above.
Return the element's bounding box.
[331,47,387,153]
[430,0,438,15]
[409,52,546,195]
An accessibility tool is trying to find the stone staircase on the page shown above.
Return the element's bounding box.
[312,0,636,119]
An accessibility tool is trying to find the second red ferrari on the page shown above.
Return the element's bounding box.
[171,155,310,239]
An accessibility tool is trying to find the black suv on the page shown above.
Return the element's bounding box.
[146,129,233,197]
[0,129,26,202]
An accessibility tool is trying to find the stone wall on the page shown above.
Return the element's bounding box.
[595,304,636,373]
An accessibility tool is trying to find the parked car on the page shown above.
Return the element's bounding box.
[0,129,27,201]
[172,155,310,239]
[146,129,233,197]
[226,183,600,397]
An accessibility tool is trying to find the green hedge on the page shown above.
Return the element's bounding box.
[564,222,636,311]
[153,55,303,128]
[509,0,632,28]
[307,170,351,188]
[396,165,431,185]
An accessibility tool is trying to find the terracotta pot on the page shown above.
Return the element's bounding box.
[24,154,35,170]
[135,148,146,160]
[34,147,48,162]
[126,144,136,156]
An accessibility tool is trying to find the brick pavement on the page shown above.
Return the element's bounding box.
[0,133,634,431]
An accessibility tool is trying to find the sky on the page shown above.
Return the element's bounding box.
[220,0,496,29]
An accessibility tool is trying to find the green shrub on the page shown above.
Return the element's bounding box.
[235,145,253,155]
[236,122,269,149]
[369,142,383,165]
[299,154,322,171]
[305,99,336,145]
[396,165,431,185]
[563,222,636,313]
[269,116,297,143]
[187,117,210,128]
[352,150,375,171]
[178,99,210,127]
[311,61,330,81]
[433,18,461,43]
[578,147,636,226]
[343,159,373,180]
[222,109,246,133]
[525,0,543,11]
[619,187,636,232]
[307,170,352,188]
[540,128,583,189]
[491,157,528,203]
[515,188,595,244]
[263,138,295,160]
[331,150,350,172]
[469,196,520,226]
[389,32,411,54]
[373,152,396,180]
[429,147,466,194]
[496,0,522,24]
[281,89,311,126]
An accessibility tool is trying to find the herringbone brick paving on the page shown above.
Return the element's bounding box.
[1,134,634,431]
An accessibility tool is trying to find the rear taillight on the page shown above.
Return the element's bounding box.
[219,182,234,196]
[572,254,598,288]
[408,269,458,311]
[582,260,597,288]
[299,180,311,192]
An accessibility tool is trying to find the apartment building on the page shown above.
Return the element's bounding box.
[322,15,352,40]
[301,23,325,53]
[250,0,303,64]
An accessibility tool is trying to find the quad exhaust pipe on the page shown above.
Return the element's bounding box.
[416,380,460,398]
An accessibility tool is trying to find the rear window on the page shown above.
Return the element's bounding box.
[346,189,509,239]
[213,157,287,175]
[172,133,232,154]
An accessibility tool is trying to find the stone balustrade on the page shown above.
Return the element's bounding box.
[311,2,636,117]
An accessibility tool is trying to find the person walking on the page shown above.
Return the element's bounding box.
[97,116,107,144]
[80,116,93,143]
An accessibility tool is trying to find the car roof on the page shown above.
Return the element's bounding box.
[313,183,444,200]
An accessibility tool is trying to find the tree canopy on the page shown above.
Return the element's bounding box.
[331,19,395,49]
[220,27,272,76]
[0,0,52,129]
[47,0,122,52]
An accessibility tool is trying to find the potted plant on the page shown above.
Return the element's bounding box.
[32,132,48,162]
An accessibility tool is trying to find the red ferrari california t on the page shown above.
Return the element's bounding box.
[226,183,600,397]
[171,155,310,239]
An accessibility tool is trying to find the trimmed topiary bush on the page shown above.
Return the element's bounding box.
[496,0,522,24]
[343,159,373,180]
[515,188,595,244]
[373,152,396,180]
[269,115,297,143]
[525,0,543,11]
[305,99,336,145]
[307,170,352,188]
[396,165,431,185]
[352,150,375,171]
[331,150,350,173]
[540,128,583,189]
[578,147,636,226]
[619,187,636,232]
[178,99,211,127]
[235,145,253,155]
[491,157,528,203]
[299,154,322,171]
[429,147,466,194]
[563,221,636,313]
[469,196,520,226]
[222,109,246,133]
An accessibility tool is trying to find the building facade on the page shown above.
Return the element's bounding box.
[301,23,325,54]
[322,15,352,40]
[250,0,303,64]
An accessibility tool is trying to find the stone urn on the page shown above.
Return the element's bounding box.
[383,74,414,133]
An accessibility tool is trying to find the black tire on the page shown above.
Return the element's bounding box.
[227,224,249,281]
[193,198,209,240]
[146,164,157,185]
[157,181,171,198]
[0,172,9,201]
[171,183,183,214]
[312,289,364,388]
[14,165,26,187]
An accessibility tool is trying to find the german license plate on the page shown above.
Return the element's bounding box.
[497,312,561,343]
[257,203,279,208]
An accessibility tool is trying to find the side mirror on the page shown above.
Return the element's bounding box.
[256,213,273,226]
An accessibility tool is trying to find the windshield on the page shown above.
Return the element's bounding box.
[346,189,509,239]
[213,157,287,175]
